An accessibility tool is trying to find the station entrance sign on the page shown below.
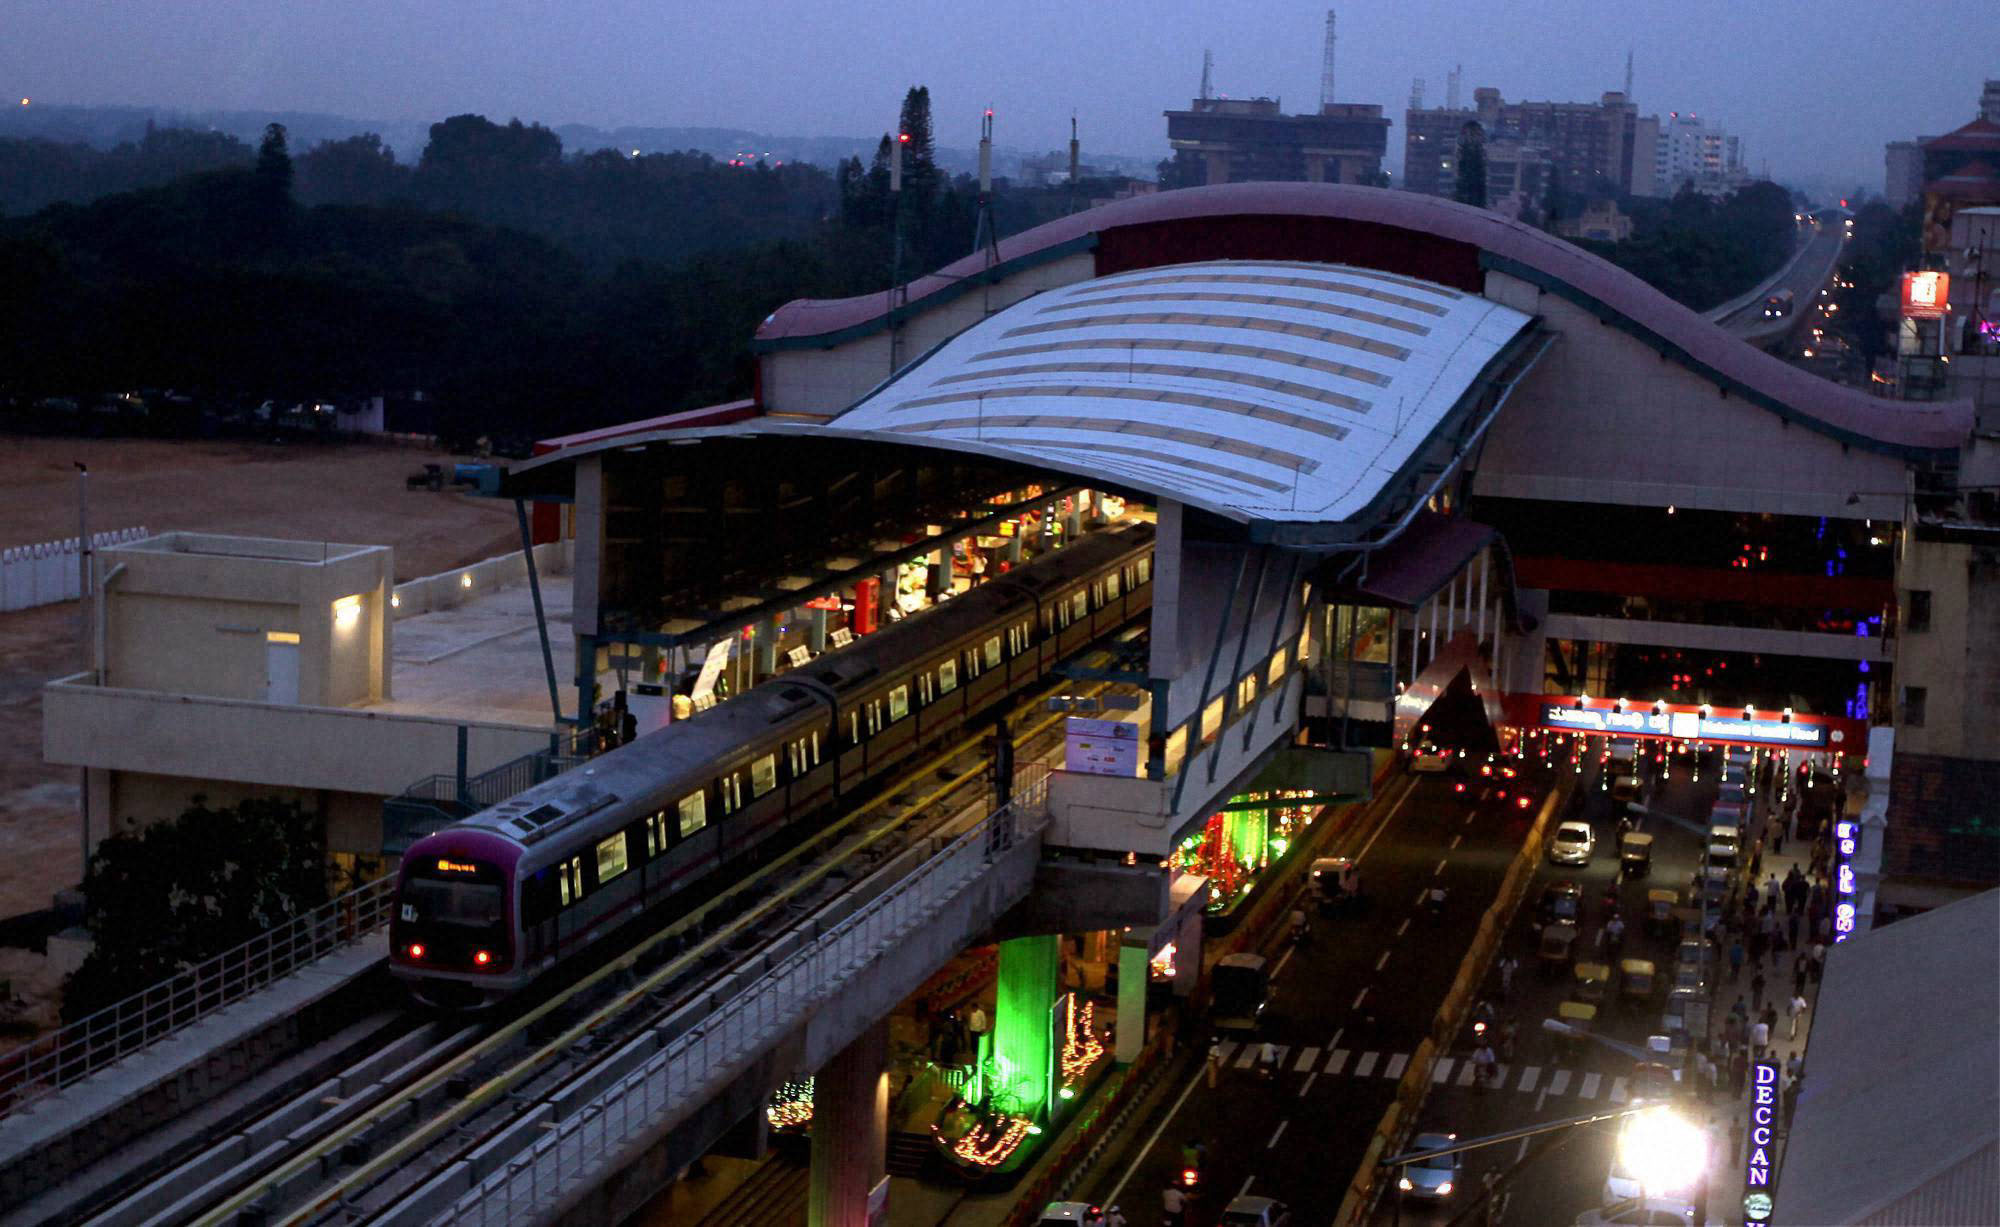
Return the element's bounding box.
[1509,695,1862,750]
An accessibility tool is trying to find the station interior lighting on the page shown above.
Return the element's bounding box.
[460,573,473,588]
[333,594,363,629]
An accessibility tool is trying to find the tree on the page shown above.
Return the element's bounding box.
[1453,121,1488,209]
[295,133,409,206]
[62,796,328,1023]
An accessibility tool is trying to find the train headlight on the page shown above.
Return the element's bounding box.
[408,943,425,959]
[474,950,492,967]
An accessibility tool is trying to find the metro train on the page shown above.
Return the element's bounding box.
[389,522,1155,1007]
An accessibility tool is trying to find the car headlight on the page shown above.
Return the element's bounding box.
[1437,1181,1453,1196]
[1399,1177,1414,1191]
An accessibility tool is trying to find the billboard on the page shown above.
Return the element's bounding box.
[1064,717,1141,777]
[1900,270,1950,319]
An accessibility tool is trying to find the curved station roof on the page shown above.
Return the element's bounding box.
[824,259,1534,527]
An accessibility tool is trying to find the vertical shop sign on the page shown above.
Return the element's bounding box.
[1832,818,1858,942]
[1743,1059,1779,1222]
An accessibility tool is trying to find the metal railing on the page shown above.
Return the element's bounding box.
[443,777,1051,1225]
[0,875,396,1118]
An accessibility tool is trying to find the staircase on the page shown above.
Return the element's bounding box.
[886,1130,935,1179]
[692,1154,809,1227]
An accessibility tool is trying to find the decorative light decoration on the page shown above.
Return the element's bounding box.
[952,1115,1032,1167]
[1059,996,1105,1085]
[767,1077,814,1131]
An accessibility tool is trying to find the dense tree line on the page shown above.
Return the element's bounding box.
[1577,181,1802,311]
[1832,202,1921,369]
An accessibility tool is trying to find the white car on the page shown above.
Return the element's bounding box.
[1410,742,1453,773]
[1549,821,1595,865]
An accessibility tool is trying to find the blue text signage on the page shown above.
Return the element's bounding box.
[1833,818,1858,942]
[1745,1059,1779,1219]
[1541,705,1829,748]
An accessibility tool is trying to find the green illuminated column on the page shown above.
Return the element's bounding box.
[992,934,1060,1119]
[1226,802,1269,875]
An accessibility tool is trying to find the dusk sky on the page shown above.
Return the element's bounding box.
[6,0,1996,190]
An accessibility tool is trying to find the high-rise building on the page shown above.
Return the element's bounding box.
[1402,87,1654,202]
[1653,111,1749,198]
[1886,140,1927,209]
[1163,96,1390,187]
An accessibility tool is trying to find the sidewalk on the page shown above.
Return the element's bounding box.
[1699,779,1830,1227]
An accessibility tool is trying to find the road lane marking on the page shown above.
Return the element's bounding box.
[1433,1058,1455,1084]
[1536,1085,1549,1113]
[1517,1136,1531,1161]
[1215,1040,1239,1065]
[1326,1027,1344,1050]
[1235,1045,1259,1069]
[1579,1072,1602,1099]
[1518,1065,1540,1093]
[1547,1069,1571,1095]
[1610,1077,1630,1104]
[1383,1053,1409,1078]
[1352,778,1418,868]
[1295,1047,1320,1071]
[1465,812,1476,826]
[1354,1051,1379,1077]
[1299,1072,1317,1098]
[1394,917,1410,938]
[1239,1175,1256,1199]
[1103,1036,1209,1208]
[1374,950,1391,972]
[1434,858,1447,876]
[1326,1049,1350,1075]
[1267,1119,1289,1149]
[1271,945,1297,982]
[1414,886,1429,907]
[1456,1061,1476,1087]
[1352,987,1370,1010]
[1450,834,1463,849]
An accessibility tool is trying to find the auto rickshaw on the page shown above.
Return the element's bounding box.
[1619,958,1657,1004]
[1645,889,1678,938]
[1572,961,1611,1005]
[1619,832,1654,879]
[1538,922,1579,975]
[1552,999,1597,1061]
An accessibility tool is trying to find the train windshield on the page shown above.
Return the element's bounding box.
[402,874,503,926]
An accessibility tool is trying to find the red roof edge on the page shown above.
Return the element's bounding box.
[533,399,760,456]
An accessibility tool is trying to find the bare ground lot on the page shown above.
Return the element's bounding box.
[0,437,518,1029]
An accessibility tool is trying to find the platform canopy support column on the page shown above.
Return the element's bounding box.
[808,1019,890,1227]
[993,933,1060,1121]
[1115,942,1149,1063]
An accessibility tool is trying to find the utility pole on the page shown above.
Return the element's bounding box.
[888,127,909,374]
[73,461,90,877]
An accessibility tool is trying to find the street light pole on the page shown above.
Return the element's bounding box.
[74,461,91,879]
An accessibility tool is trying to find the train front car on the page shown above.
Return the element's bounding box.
[389,828,525,1009]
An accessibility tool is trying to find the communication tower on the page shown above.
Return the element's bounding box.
[1319,10,1337,109]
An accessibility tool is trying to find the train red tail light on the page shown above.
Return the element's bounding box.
[408,943,425,959]
[474,950,493,967]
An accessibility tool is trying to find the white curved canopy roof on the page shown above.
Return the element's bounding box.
[831,260,1534,524]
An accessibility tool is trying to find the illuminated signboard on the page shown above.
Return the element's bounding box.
[1833,818,1858,942]
[1900,270,1950,320]
[1541,705,1829,748]
[1743,1059,1780,1221]
[436,859,480,874]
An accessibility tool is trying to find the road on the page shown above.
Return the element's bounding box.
[1374,755,1730,1227]
[1078,761,1557,1226]
[1712,214,1845,346]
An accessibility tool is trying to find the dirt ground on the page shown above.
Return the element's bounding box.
[0,436,523,1029]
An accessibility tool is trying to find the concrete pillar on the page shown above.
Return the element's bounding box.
[754,616,779,681]
[1477,551,1490,645]
[1116,944,1149,1064]
[1427,595,1439,668]
[1147,501,1185,682]
[808,1020,889,1227]
[994,934,1061,1119]
[1445,571,1458,640]
[880,568,897,624]
[809,607,829,654]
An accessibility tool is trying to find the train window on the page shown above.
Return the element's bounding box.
[1200,694,1224,745]
[719,772,741,815]
[1104,571,1120,601]
[1269,646,1290,688]
[1072,590,1089,621]
[750,753,778,797]
[678,791,707,836]
[1236,673,1258,712]
[985,635,1003,668]
[808,729,820,765]
[559,856,584,907]
[864,699,883,737]
[847,711,861,746]
[1137,555,1151,585]
[596,833,629,884]
[963,648,980,680]
[938,658,958,693]
[888,685,910,722]
[645,810,667,857]
[918,672,934,705]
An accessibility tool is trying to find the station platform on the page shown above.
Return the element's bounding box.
[374,569,580,731]
[0,934,387,1205]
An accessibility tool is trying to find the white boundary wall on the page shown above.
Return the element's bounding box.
[0,528,148,612]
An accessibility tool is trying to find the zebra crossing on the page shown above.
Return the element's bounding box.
[1211,1040,1631,1102]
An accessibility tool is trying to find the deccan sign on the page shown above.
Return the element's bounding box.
[1901,270,1950,319]
[1744,1059,1780,1220]
[1833,818,1858,942]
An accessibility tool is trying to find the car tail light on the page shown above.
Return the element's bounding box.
[474,950,493,967]
[1181,1167,1200,1187]
[1518,795,1533,809]
[1480,764,1492,776]
[1454,782,1466,793]
[408,943,425,959]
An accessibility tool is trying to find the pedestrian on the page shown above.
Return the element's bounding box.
[1752,968,1767,1011]
[1792,953,1809,999]
[1729,939,1745,980]
[1749,928,1767,966]
[1809,940,1827,985]
[1161,1183,1186,1227]
[967,1003,990,1053]
[1731,994,1749,1022]
[1750,1015,1771,1061]
[1816,912,1832,944]
[1787,908,1802,951]
[1786,1052,1804,1084]
[1730,1046,1749,1095]
[1695,1045,1718,1103]
[1206,1040,1222,1089]
[1782,1076,1802,1129]
[1772,819,1786,856]
[1764,874,1782,912]
[1789,992,1809,1039]
[1498,954,1518,997]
